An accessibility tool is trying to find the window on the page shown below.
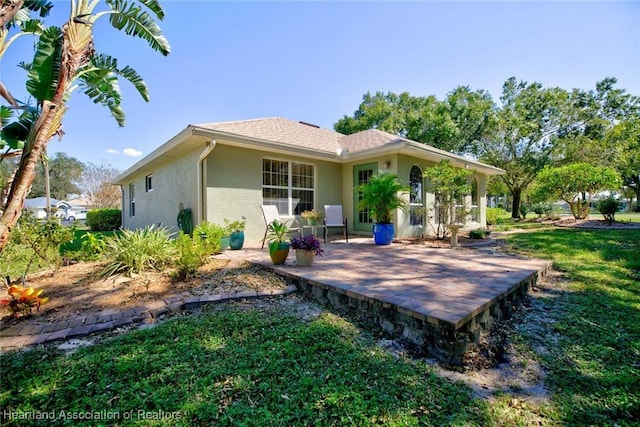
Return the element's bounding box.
[145,174,153,192]
[262,159,314,215]
[409,166,423,226]
[129,183,135,217]
[470,178,479,222]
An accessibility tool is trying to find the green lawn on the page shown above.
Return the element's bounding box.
[2,228,639,425]
[503,228,640,425]
[1,305,489,426]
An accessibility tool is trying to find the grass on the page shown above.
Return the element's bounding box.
[58,229,118,253]
[1,306,489,426]
[503,228,640,425]
[2,226,639,425]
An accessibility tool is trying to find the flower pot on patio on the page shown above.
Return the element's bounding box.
[373,223,395,245]
[269,242,290,265]
[229,231,245,250]
[295,249,315,266]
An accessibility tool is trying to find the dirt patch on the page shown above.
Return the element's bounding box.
[0,256,288,327]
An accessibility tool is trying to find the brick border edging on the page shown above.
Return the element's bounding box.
[0,285,297,352]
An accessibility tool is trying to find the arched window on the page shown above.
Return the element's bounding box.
[409,166,423,226]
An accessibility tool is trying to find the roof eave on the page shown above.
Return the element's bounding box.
[347,141,504,175]
[113,126,209,185]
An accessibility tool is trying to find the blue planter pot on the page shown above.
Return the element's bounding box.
[373,223,394,245]
[229,231,244,250]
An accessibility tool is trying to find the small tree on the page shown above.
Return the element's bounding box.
[423,160,473,239]
[531,163,622,220]
[81,162,121,208]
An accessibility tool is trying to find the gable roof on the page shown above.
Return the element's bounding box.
[115,117,503,184]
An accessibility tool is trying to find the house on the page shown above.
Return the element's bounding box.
[113,117,504,243]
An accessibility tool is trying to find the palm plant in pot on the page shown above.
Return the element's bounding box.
[290,235,323,266]
[264,219,291,264]
[357,172,410,245]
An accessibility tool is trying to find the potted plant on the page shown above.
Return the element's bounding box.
[357,172,410,245]
[264,219,291,264]
[301,209,324,226]
[224,218,246,250]
[290,235,324,266]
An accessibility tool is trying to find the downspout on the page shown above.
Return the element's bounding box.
[196,138,216,225]
[119,185,124,228]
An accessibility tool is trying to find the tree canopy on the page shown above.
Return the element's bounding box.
[530,163,622,219]
[30,152,84,199]
[335,77,639,217]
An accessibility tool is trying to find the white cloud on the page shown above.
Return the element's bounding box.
[123,148,143,157]
[105,148,119,154]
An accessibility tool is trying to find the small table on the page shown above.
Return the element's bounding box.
[303,225,326,242]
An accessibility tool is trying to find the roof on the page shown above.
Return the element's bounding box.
[23,197,62,209]
[115,117,503,184]
[195,117,343,154]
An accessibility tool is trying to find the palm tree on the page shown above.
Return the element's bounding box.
[0,0,170,250]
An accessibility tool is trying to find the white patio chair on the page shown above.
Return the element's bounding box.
[260,205,301,249]
[323,204,348,243]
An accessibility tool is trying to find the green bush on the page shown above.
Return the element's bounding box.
[532,203,546,218]
[8,213,75,274]
[86,209,121,231]
[486,207,509,225]
[468,228,490,239]
[100,225,175,277]
[597,197,620,224]
[171,232,209,282]
[193,221,225,254]
[519,204,529,219]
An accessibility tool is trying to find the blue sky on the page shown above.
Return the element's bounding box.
[3,0,639,171]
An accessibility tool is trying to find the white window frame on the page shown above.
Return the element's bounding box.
[145,174,153,192]
[262,158,315,216]
[409,165,424,226]
[129,183,135,217]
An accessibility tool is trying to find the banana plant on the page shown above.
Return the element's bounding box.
[0,0,171,251]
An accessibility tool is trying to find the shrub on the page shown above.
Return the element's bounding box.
[519,204,529,219]
[193,221,225,254]
[171,232,209,282]
[468,228,490,239]
[597,198,620,225]
[100,225,175,277]
[10,213,75,273]
[532,203,546,218]
[86,208,121,231]
[0,285,49,319]
[486,207,508,225]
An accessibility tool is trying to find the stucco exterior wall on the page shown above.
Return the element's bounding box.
[339,155,490,239]
[203,143,342,243]
[120,148,201,232]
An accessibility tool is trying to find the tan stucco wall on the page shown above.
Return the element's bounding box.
[203,144,342,244]
[121,147,201,232]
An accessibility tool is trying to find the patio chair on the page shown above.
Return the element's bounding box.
[260,205,301,249]
[323,204,348,243]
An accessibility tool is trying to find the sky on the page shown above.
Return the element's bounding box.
[2,0,639,172]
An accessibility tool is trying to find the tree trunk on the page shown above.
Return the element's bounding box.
[0,102,58,251]
[511,188,522,219]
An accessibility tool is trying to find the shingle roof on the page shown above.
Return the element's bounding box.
[338,129,403,153]
[195,117,344,153]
